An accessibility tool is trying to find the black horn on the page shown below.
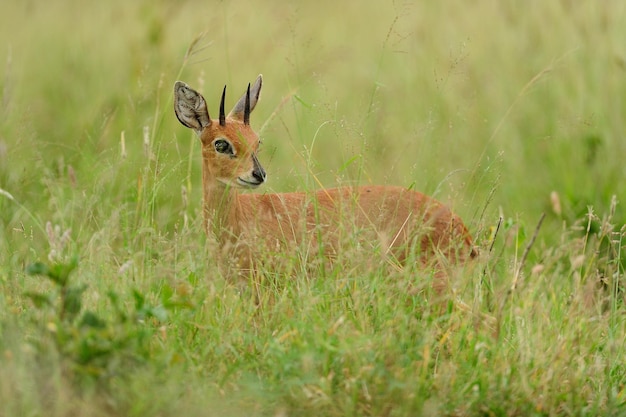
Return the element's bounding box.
[243,83,251,125]
[219,85,226,126]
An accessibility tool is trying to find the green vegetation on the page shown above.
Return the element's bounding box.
[1,1,625,415]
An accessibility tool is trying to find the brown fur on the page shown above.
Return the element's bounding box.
[174,76,476,283]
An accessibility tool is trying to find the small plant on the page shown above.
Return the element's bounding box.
[25,256,167,386]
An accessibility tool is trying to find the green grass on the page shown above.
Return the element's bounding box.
[1,0,625,415]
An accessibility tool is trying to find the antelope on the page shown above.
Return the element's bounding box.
[174,75,476,287]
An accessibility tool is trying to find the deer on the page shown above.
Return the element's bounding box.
[174,75,476,291]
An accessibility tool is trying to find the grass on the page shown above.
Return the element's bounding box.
[1,0,625,415]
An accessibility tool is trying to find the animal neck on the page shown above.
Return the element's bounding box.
[202,175,241,241]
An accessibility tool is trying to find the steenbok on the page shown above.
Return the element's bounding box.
[174,75,476,287]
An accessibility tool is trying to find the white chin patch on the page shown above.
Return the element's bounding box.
[217,178,239,188]
[236,177,261,189]
[217,177,260,189]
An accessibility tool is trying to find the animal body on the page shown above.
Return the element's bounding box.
[174,75,475,283]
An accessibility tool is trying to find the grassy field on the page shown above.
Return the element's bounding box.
[1,0,625,415]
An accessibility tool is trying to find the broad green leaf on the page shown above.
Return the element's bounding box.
[79,311,107,329]
[62,285,87,321]
[25,262,50,277]
[24,292,53,308]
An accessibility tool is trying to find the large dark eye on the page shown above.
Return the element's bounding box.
[214,139,234,155]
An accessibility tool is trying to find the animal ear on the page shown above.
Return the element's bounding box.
[228,74,263,123]
[174,81,211,134]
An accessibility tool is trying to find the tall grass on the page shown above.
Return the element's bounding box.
[1,0,625,415]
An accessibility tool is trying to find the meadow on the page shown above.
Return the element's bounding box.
[0,0,625,415]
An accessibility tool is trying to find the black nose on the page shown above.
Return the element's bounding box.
[251,153,266,183]
[252,166,266,183]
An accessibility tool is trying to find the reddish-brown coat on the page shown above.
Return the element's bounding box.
[174,76,476,280]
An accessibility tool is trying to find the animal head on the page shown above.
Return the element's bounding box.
[174,75,266,189]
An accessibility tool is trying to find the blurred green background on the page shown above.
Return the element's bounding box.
[2,0,624,246]
[0,1,625,415]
